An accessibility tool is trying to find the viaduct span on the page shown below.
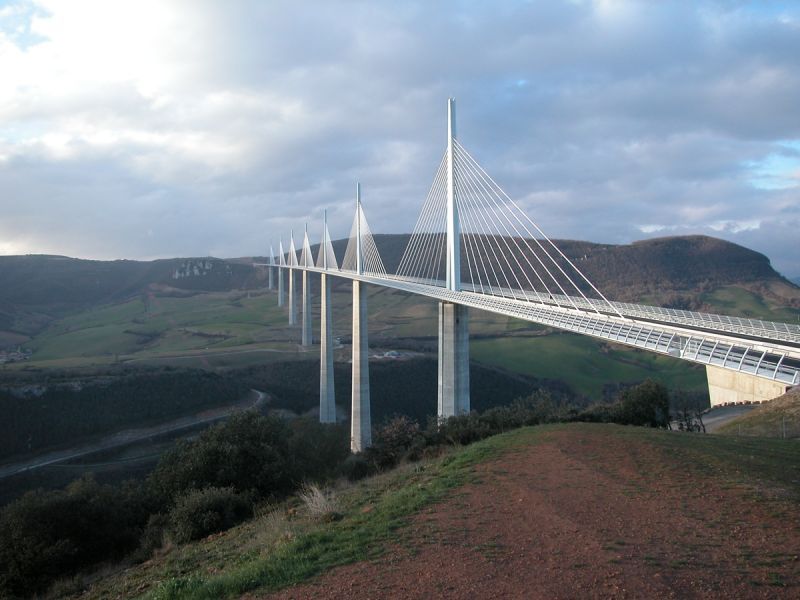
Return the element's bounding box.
[260,100,800,452]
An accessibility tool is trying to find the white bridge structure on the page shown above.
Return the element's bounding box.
[262,100,800,452]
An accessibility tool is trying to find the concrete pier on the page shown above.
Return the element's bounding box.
[438,301,470,418]
[707,365,788,406]
[351,280,371,452]
[288,269,297,325]
[277,267,284,307]
[301,271,312,346]
[319,273,336,423]
[268,265,274,290]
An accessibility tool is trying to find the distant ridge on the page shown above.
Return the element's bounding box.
[0,235,796,338]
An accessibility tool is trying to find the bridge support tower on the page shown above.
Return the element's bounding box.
[351,280,371,451]
[438,98,470,419]
[438,302,470,417]
[320,272,336,422]
[277,267,284,307]
[350,183,371,451]
[301,270,312,346]
[288,268,296,325]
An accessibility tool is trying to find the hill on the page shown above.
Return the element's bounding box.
[1,234,797,347]
[71,423,800,599]
[717,386,800,438]
[323,233,799,307]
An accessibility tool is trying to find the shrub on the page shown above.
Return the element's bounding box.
[436,413,495,446]
[288,418,351,483]
[168,487,251,544]
[0,475,147,597]
[614,379,670,428]
[149,412,293,502]
[366,415,424,469]
[339,454,375,481]
[136,513,170,560]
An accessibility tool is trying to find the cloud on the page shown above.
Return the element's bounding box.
[0,0,799,279]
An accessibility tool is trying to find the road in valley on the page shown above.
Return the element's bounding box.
[0,390,268,480]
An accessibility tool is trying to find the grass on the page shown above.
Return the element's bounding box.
[81,427,543,600]
[74,423,800,599]
[471,332,707,398]
[608,425,800,496]
[702,285,800,322]
[716,390,800,439]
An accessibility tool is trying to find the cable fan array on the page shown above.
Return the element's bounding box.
[341,202,386,276]
[299,230,314,268]
[315,222,339,270]
[396,139,621,317]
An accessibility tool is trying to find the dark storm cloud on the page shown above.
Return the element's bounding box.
[0,0,798,276]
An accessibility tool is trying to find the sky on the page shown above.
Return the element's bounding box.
[0,0,798,277]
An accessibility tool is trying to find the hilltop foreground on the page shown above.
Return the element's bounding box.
[79,424,800,599]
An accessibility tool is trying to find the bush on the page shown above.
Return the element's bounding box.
[288,418,351,483]
[136,513,170,560]
[339,454,375,481]
[366,416,424,469]
[0,476,147,597]
[168,487,251,544]
[149,412,293,502]
[575,379,671,428]
[613,379,670,428]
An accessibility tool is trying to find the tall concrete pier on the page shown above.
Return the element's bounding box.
[438,302,470,417]
[351,279,370,451]
[301,270,312,346]
[438,97,471,418]
[268,243,275,291]
[288,268,296,325]
[350,183,371,452]
[277,241,285,307]
[319,272,336,422]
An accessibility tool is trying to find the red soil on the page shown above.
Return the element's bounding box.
[265,427,800,599]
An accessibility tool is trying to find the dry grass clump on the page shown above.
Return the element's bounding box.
[298,484,341,522]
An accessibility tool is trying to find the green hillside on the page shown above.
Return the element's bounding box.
[70,423,800,599]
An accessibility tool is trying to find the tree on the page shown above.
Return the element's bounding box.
[149,412,293,502]
[613,379,671,428]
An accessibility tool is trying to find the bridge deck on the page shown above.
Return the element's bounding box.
[284,265,800,387]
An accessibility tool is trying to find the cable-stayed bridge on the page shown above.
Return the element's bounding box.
[260,99,800,452]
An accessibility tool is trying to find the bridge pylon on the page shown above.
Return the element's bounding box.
[277,239,285,307]
[301,224,313,346]
[319,211,336,423]
[440,98,470,418]
[288,230,297,326]
[268,241,275,291]
[351,183,372,451]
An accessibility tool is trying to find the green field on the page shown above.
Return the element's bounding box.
[8,281,793,400]
[703,285,800,322]
[471,333,707,398]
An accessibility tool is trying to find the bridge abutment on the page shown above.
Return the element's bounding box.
[438,301,470,418]
[301,270,312,346]
[351,280,371,452]
[320,273,336,423]
[706,365,788,407]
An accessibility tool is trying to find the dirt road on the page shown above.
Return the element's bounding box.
[272,428,800,599]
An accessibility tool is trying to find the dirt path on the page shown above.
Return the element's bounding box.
[270,428,800,599]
